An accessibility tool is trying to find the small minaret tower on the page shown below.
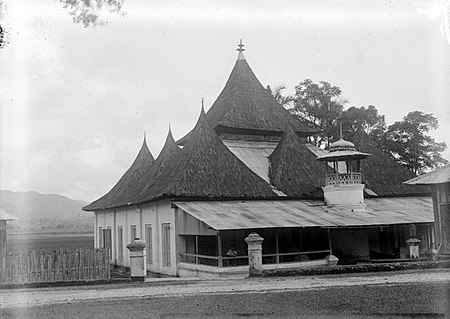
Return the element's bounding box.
[316,126,370,210]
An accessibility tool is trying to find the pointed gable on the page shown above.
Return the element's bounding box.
[207,58,317,136]
[134,108,277,203]
[352,130,429,196]
[130,128,182,205]
[83,137,155,211]
[178,43,318,145]
[269,125,326,198]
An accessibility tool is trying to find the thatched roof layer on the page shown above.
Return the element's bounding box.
[83,138,155,211]
[269,125,326,198]
[130,128,182,204]
[134,108,277,203]
[178,54,318,145]
[352,130,429,197]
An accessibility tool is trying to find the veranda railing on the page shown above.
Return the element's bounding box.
[180,249,331,267]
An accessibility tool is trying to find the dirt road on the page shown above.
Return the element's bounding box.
[1,269,449,318]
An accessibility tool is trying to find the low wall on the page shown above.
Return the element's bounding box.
[178,263,249,279]
[263,259,450,277]
[178,259,330,279]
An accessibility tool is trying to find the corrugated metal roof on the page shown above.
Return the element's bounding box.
[173,197,433,230]
[404,165,450,185]
[222,139,277,183]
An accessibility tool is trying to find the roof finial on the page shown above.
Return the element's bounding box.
[144,130,147,141]
[237,39,245,60]
[339,122,343,140]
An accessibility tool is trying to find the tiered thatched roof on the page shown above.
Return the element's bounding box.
[178,47,318,145]
[352,130,429,197]
[133,108,277,203]
[130,128,182,205]
[83,137,155,211]
[269,125,326,198]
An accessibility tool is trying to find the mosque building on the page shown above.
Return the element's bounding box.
[84,42,433,277]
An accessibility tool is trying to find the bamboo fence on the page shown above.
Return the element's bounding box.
[0,248,110,284]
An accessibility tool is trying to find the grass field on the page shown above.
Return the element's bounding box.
[6,232,94,252]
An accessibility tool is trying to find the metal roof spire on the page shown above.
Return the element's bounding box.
[237,39,245,60]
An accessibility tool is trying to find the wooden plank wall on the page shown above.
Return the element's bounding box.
[0,248,110,284]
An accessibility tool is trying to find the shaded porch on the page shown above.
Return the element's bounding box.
[178,227,332,268]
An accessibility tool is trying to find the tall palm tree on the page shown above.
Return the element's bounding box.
[267,85,292,107]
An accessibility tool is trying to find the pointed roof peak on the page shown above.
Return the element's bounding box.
[199,101,207,119]
[269,124,326,198]
[284,123,296,135]
[166,125,175,144]
[237,39,245,61]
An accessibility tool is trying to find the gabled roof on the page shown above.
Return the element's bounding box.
[178,44,319,145]
[134,108,277,203]
[83,137,155,211]
[352,130,429,197]
[269,125,326,198]
[404,164,450,185]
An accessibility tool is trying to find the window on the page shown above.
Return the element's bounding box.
[103,227,112,260]
[117,226,123,262]
[145,224,153,265]
[98,227,103,248]
[130,225,137,241]
[162,223,171,267]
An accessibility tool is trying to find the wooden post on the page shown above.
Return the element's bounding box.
[195,235,199,265]
[326,228,339,266]
[327,228,333,256]
[217,232,223,267]
[0,220,6,283]
[275,233,279,264]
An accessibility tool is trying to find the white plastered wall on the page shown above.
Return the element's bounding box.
[96,199,178,276]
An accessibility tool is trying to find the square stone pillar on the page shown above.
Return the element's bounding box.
[406,238,421,259]
[126,238,147,282]
[245,232,264,277]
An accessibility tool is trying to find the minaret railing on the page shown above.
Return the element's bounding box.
[326,172,362,186]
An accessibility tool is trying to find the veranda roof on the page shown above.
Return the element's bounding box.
[404,165,450,185]
[177,45,318,145]
[83,137,155,211]
[172,197,433,230]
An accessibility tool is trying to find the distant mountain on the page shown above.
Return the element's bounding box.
[0,190,92,231]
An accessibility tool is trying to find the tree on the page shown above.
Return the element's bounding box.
[340,105,386,142]
[58,0,125,27]
[383,111,448,174]
[267,85,292,107]
[290,79,346,148]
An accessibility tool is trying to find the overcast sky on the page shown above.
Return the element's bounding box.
[1,0,449,202]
